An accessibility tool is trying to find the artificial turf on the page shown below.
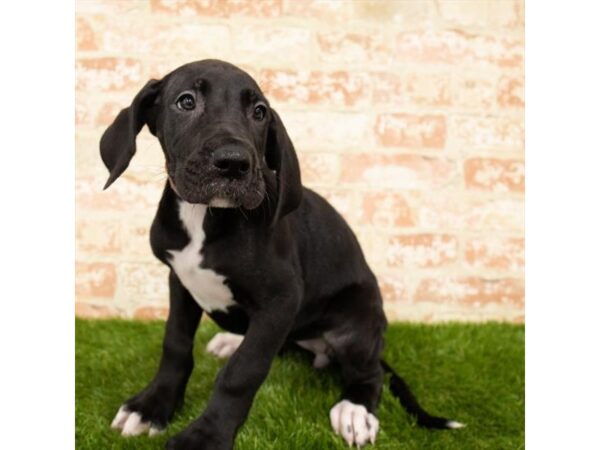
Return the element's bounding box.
[76,319,524,449]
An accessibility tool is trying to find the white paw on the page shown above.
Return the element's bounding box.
[330,400,379,447]
[110,405,163,437]
[206,332,244,358]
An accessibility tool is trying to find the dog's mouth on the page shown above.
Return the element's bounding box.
[169,172,266,210]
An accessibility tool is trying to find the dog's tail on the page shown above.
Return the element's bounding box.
[380,359,465,430]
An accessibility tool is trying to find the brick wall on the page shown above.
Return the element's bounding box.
[75,0,524,322]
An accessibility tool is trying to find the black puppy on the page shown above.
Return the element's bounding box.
[101,60,463,449]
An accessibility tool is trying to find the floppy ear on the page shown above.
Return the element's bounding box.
[99,79,162,189]
[265,109,303,224]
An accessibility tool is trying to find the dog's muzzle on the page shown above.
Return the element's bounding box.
[174,144,265,209]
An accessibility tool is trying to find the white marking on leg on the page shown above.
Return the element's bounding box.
[329,400,379,447]
[206,332,244,358]
[111,405,129,429]
[446,420,466,429]
[121,412,150,437]
[111,404,160,437]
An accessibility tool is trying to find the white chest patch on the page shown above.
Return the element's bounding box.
[167,202,236,313]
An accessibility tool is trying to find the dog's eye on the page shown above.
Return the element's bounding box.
[253,103,267,121]
[176,93,196,111]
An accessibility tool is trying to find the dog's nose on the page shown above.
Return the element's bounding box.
[212,146,251,179]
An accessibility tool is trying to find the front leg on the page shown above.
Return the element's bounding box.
[111,270,202,436]
[167,289,299,450]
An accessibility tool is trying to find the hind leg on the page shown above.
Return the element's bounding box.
[327,330,384,446]
[325,296,386,446]
[295,338,333,369]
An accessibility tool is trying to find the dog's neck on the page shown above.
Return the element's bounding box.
[162,182,274,239]
[163,173,279,229]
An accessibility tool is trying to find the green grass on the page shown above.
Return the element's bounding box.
[76,319,524,449]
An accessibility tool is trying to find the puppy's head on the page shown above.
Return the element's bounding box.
[100,59,301,221]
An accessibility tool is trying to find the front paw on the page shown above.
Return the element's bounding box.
[111,383,182,437]
[166,423,232,450]
[330,400,379,447]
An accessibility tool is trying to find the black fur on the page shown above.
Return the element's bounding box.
[100,60,459,450]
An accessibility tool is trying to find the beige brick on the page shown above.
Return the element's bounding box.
[465,197,525,232]
[375,114,447,149]
[76,262,117,300]
[76,16,98,51]
[279,111,373,150]
[437,0,523,29]
[121,220,155,259]
[317,30,393,66]
[464,158,525,193]
[75,302,121,319]
[75,98,92,127]
[384,300,524,323]
[488,0,524,29]
[360,192,413,228]
[86,15,231,57]
[340,154,457,189]
[465,237,524,272]
[75,174,163,214]
[406,192,524,232]
[378,274,410,303]
[451,115,524,152]
[151,0,283,17]
[352,0,435,24]
[498,74,525,108]
[386,234,458,268]
[95,101,125,127]
[259,69,371,107]
[403,72,452,107]
[452,71,497,111]
[76,0,149,15]
[396,30,523,68]
[133,306,169,320]
[76,219,122,256]
[283,0,353,22]
[232,25,312,66]
[436,0,490,27]
[298,152,339,185]
[117,262,169,305]
[407,192,465,230]
[415,277,524,307]
[76,58,144,92]
[372,72,451,108]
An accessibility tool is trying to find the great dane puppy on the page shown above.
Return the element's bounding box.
[101,60,463,449]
